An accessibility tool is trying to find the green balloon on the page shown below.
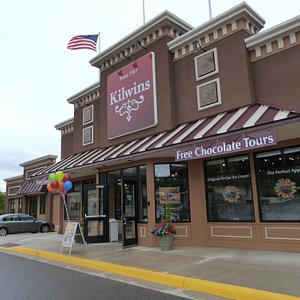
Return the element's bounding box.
[48,173,56,181]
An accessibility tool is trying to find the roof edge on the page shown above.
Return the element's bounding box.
[89,10,193,67]
[168,1,265,50]
[245,15,300,49]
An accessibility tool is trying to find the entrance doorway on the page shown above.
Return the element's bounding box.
[83,180,109,243]
[102,166,147,248]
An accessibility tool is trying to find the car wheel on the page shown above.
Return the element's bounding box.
[0,227,8,236]
[40,224,50,233]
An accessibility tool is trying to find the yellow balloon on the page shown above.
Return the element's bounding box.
[55,171,64,181]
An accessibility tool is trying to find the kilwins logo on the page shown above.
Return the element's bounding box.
[109,80,150,122]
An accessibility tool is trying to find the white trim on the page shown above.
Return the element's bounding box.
[8,185,21,196]
[124,136,152,155]
[173,119,206,144]
[168,2,265,51]
[194,111,225,139]
[194,48,219,81]
[217,106,249,134]
[231,20,237,31]
[245,16,300,49]
[26,166,45,180]
[274,110,290,121]
[210,226,253,239]
[138,132,166,152]
[277,38,284,49]
[265,227,300,241]
[196,78,222,113]
[99,144,125,161]
[243,105,269,127]
[82,126,93,146]
[155,124,187,148]
[83,105,94,125]
[255,47,261,57]
[174,226,188,237]
[140,226,146,238]
[289,32,296,44]
[111,140,138,158]
[266,42,272,53]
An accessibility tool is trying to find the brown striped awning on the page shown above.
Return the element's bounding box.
[17,177,49,195]
[34,103,300,176]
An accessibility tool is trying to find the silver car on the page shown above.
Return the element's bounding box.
[0,213,55,236]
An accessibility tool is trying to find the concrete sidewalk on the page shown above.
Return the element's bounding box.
[0,233,300,299]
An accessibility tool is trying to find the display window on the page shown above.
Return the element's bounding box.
[154,163,190,223]
[204,155,254,222]
[255,146,300,221]
[65,182,81,220]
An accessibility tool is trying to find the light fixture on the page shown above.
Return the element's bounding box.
[136,40,147,51]
[193,40,206,52]
[120,51,131,60]
[105,60,115,68]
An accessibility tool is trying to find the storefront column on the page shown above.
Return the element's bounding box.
[45,192,52,222]
[145,161,157,246]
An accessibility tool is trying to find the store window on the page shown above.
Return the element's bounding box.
[205,155,254,222]
[40,195,46,214]
[83,126,93,146]
[194,48,219,81]
[138,165,148,223]
[9,199,16,213]
[255,146,300,221]
[154,163,190,223]
[65,182,81,220]
[83,105,93,125]
[18,199,22,213]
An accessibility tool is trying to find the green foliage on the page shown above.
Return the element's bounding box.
[0,192,5,215]
[163,199,172,223]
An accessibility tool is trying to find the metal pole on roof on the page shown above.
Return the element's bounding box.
[143,0,145,24]
[208,0,212,20]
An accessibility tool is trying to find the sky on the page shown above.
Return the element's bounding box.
[0,0,299,192]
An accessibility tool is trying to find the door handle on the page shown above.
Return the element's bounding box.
[123,217,127,225]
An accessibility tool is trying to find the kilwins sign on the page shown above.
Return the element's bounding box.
[175,129,277,161]
[107,52,157,139]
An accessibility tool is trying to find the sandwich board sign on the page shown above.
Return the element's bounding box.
[60,222,86,255]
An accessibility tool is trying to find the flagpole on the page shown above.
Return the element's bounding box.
[208,0,212,20]
[98,31,101,53]
[143,0,145,24]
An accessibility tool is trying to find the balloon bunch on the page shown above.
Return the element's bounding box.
[47,171,73,196]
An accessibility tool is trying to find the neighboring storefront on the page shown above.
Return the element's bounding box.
[4,155,59,230]
[6,3,300,252]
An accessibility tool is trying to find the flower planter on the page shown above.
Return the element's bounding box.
[158,235,173,251]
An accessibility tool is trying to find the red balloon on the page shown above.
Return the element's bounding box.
[50,180,59,190]
[63,173,71,182]
[47,183,56,193]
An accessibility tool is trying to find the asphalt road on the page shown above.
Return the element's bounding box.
[0,252,187,300]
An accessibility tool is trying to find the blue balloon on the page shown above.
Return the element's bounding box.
[64,180,73,191]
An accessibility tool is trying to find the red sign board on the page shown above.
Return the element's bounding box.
[107,52,157,139]
[175,129,277,161]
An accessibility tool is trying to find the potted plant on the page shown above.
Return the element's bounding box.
[150,199,176,251]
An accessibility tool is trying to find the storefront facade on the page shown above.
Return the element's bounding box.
[4,155,60,230]
[6,3,300,251]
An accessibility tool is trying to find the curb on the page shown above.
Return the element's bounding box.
[1,246,299,300]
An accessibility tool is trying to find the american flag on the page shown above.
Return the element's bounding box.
[67,34,99,51]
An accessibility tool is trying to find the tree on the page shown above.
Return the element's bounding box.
[0,192,6,215]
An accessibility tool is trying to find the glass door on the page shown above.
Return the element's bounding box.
[83,180,109,243]
[122,178,138,248]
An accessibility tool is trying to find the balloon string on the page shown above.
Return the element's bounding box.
[63,195,70,222]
